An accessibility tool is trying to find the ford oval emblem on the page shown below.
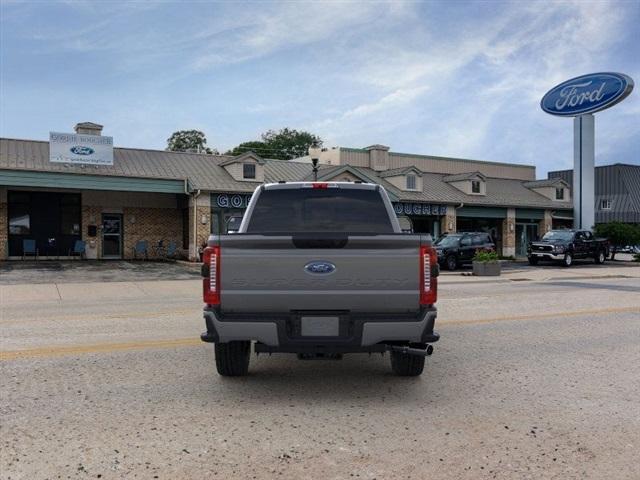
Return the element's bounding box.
[70,146,95,155]
[541,72,634,117]
[304,261,336,275]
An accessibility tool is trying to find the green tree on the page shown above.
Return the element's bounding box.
[225,141,269,157]
[594,222,640,260]
[167,130,217,154]
[226,128,322,160]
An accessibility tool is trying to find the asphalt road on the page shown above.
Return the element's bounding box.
[1,271,639,479]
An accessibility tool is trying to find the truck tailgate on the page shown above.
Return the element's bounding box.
[218,234,423,313]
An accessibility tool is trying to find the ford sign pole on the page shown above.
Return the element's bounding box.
[573,114,595,230]
[541,72,634,230]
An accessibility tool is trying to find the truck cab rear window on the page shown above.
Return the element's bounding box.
[246,188,394,233]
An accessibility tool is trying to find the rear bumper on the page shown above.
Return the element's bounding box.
[201,307,438,351]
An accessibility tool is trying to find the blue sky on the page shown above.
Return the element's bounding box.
[1,0,638,176]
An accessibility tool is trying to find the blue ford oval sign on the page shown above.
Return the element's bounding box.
[541,72,634,116]
[304,261,336,275]
[70,145,95,155]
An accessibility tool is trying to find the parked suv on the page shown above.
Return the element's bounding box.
[435,232,496,270]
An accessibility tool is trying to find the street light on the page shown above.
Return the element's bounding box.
[308,143,321,181]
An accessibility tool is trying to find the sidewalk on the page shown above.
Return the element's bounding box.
[0,279,201,306]
[439,261,640,284]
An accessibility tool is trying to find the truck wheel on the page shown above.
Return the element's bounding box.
[528,256,539,266]
[562,253,573,267]
[215,341,251,376]
[595,251,606,264]
[390,350,425,376]
[446,255,457,271]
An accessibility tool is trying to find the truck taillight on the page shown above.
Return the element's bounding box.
[420,245,438,305]
[202,246,220,305]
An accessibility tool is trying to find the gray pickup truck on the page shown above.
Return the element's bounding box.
[200,182,439,377]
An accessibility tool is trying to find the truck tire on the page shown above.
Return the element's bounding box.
[390,350,425,376]
[528,256,539,266]
[215,341,251,376]
[562,253,573,267]
[595,250,606,264]
[446,255,457,271]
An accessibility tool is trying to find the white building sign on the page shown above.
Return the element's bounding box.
[49,132,114,166]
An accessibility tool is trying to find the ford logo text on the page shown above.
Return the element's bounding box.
[304,261,336,275]
[70,146,95,155]
[541,72,634,117]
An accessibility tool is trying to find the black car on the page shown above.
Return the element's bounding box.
[527,230,609,267]
[435,232,496,271]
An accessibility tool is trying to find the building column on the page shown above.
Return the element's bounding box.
[0,188,7,260]
[188,193,211,261]
[81,204,103,259]
[502,208,516,257]
[539,210,553,239]
[440,205,457,234]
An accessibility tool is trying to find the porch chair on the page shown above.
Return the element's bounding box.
[133,240,149,260]
[165,240,178,259]
[68,240,86,260]
[22,239,38,261]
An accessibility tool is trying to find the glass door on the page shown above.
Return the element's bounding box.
[102,214,123,259]
[516,223,539,257]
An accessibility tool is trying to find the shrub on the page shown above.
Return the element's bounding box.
[594,222,640,260]
[473,250,499,262]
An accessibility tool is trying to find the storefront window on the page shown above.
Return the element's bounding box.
[9,208,30,234]
[8,192,30,234]
[8,191,81,257]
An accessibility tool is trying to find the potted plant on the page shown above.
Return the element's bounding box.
[472,250,501,276]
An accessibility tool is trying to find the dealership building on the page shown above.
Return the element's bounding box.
[1,122,577,261]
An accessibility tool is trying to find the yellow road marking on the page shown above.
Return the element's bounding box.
[442,305,640,326]
[0,309,199,324]
[1,305,639,361]
[0,338,201,361]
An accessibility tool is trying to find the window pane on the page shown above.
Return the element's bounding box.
[9,207,30,234]
[243,163,256,179]
[472,181,480,193]
[406,175,416,190]
[61,205,81,235]
[246,188,394,233]
[9,192,30,203]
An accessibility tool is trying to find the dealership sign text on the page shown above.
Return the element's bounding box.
[541,72,634,116]
[49,132,114,166]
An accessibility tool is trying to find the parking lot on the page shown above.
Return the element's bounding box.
[1,260,639,479]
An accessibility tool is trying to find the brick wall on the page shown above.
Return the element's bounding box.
[501,208,516,257]
[539,210,553,237]
[81,205,103,259]
[123,207,183,260]
[440,205,457,234]
[187,205,211,261]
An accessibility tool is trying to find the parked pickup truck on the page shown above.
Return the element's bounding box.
[200,182,439,377]
[527,229,609,267]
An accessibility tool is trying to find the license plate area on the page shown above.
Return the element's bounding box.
[301,316,339,336]
[289,312,350,339]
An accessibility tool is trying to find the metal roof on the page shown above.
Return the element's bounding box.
[1,137,573,209]
[443,171,486,182]
[523,178,567,188]
[549,164,640,222]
